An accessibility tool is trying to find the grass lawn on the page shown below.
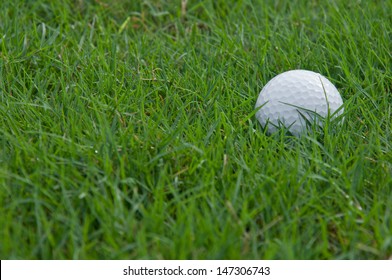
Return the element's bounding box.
[0,0,391,259]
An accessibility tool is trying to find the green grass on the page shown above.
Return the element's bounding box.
[0,0,391,259]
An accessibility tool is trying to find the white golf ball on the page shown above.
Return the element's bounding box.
[255,70,344,136]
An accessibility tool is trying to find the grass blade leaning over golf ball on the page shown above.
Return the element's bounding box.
[255,70,344,136]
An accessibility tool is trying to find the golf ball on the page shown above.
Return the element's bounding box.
[255,70,344,136]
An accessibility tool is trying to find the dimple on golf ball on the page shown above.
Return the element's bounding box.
[255,70,344,136]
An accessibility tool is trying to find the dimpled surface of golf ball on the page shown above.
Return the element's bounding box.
[255,70,344,136]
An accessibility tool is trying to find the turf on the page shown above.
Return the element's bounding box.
[0,0,391,259]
